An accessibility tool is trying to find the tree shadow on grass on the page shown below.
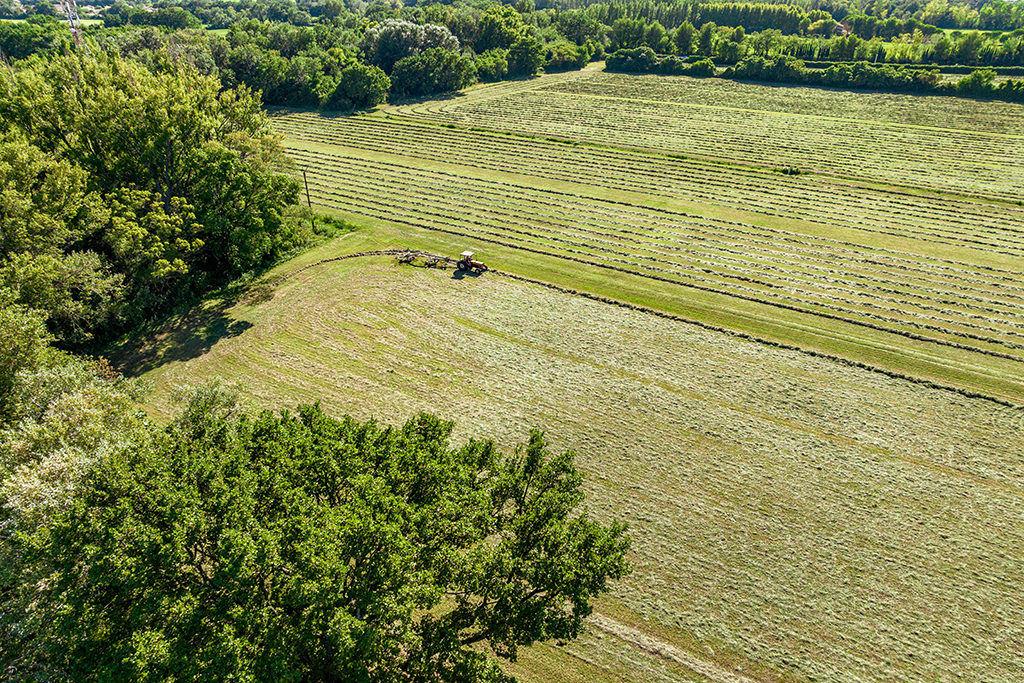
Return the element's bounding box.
[109,293,257,378]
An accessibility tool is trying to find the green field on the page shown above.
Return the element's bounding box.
[268,68,1024,405]
[120,236,1024,683]
[386,70,1024,200]
[119,68,1024,682]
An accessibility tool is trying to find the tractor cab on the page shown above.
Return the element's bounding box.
[456,251,488,274]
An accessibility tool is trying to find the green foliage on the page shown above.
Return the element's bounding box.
[0,346,151,681]
[698,21,716,56]
[673,20,696,54]
[554,11,605,46]
[390,47,476,99]
[13,403,629,682]
[103,4,202,30]
[609,17,647,51]
[0,52,300,345]
[606,45,660,71]
[476,4,528,53]
[0,132,104,257]
[544,40,590,72]
[0,292,51,424]
[362,19,460,74]
[730,54,946,93]
[507,35,546,77]
[0,133,124,345]
[605,47,711,75]
[687,57,717,77]
[0,15,64,60]
[475,48,510,82]
[0,251,124,346]
[324,56,391,110]
[955,65,997,92]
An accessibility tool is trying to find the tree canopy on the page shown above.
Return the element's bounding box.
[0,53,302,347]
[3,399,629,683]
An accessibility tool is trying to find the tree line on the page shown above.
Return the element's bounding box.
[4,1,1022,109]
[599,14,1024,66]
[1,4,598,108]
[607,47,1024,101]
[543,0,1024,32]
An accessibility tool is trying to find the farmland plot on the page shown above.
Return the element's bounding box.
[274,113,1024,256]
[180,67,1024,682]
[272,100,1024,402]
[387,70,1024,201]
[128,256,1024,683]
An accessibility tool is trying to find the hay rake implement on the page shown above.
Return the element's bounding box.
[395,250,488,274]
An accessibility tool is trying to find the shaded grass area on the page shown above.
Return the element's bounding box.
[119,251,1024,683]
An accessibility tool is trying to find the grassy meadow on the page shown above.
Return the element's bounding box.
[115,68,1024,682]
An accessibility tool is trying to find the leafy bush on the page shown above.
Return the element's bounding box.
[390,47,476,99]
[955,67,997,94]
[475,48,509,82]
[605,46,658,72]
[325,57,391,109]
[687,58,717,77]
[544,40,589,72]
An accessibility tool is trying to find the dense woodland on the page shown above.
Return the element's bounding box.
[1,0,1023,115]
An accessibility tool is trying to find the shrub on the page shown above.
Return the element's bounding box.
[687,58,717,78]
[390,47,476,99]
[475,48,509,82]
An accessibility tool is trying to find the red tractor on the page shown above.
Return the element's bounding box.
[455,251,488,274]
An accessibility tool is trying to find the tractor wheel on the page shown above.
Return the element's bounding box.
[457,262,467,271]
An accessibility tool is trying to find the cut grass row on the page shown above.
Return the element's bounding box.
[543,72,1024,136]
[285,147,1024,370]
[272,112,1024,257]
[387,71,1024,201]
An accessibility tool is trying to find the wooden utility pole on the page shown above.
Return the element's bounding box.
[302,169,315,233]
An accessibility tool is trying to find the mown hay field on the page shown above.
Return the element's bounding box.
[270,70,1024,404]
[122,242,1024,683]
[386,70,1024,201]
[116,68,1024,682]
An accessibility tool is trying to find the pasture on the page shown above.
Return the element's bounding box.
[120,68,1024,681]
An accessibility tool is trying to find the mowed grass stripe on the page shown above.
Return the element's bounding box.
[540,86,1024,140]
[389,81,1024,200]
[397,93,1022,199]
[291,153,1024,364]
[274,112,1024,255]
[545,70,1024,135]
